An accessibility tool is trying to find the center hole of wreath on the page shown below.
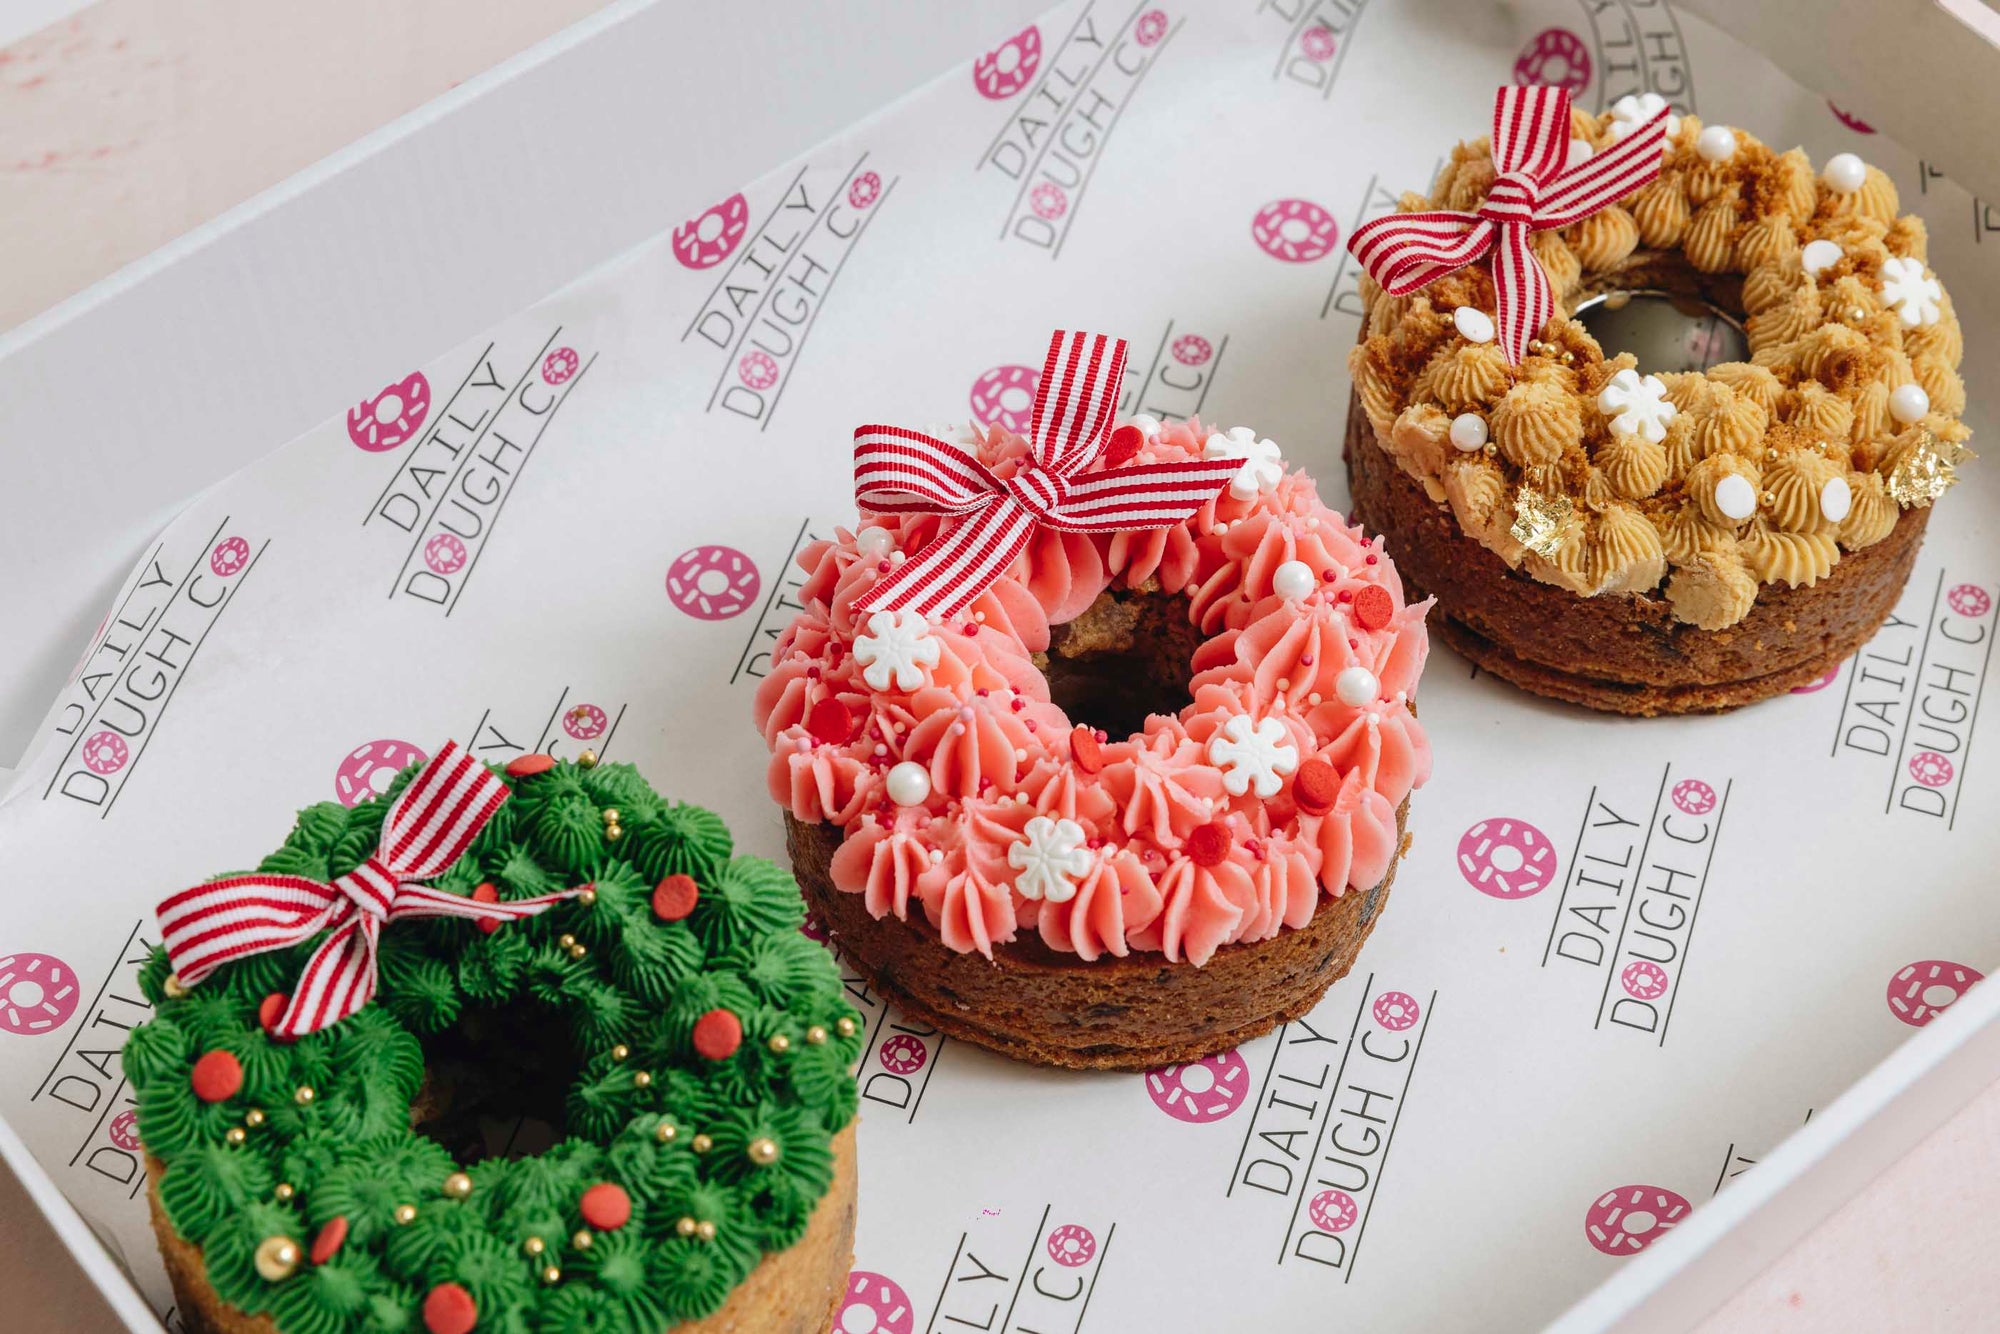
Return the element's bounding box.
[1573,290,1748,373]
[410,999,587,1164]
[1041,589,1203,742]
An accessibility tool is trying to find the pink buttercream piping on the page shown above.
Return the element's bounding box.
[751,416,1433,963]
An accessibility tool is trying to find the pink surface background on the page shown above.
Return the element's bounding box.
[0,2,1994,1329]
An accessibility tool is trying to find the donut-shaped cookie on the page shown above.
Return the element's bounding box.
[1348,105,1968,714]
[125,753,863,1332]
[756,417,1433,1068]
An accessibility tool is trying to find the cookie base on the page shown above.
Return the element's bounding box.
[1344,391,1930,715]
[786,804,1408,1071]
[145,1122,857,1334]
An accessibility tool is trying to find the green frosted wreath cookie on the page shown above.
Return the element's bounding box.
[124,744,861,1334]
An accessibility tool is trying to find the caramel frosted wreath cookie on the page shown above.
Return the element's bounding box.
[127,743,861,1334]
[754,330,1433,1070]
[1345,85,1970,714]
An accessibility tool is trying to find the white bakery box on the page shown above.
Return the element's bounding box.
[2,1,1995,1331]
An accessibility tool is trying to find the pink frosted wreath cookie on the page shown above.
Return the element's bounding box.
[754,330,1434,1069]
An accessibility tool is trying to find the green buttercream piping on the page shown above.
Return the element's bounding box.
[126,756,855,1332]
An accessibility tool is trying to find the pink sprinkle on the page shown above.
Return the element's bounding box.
[806,666,820,679]
[876,560,891,573]
[1322,569,1336,581]
[1338,590,1352,602]
[963,623,979,636]
[1365,554,1377,565]
[1010,698,1025,711]
[1299,655,1313,666]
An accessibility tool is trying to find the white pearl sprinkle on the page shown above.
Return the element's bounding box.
[929,849,944,865]
[1823,152,1867,194]
[1800,239,1843,276]
[1449,413,1489,452]
[854,526,894,557]
[1335,666,1379,707]
[1713,473,1759,521]
[1889,382,1931,424]
[1695,125,1737,163]
[1819,476,1853,524]
[1452,307,1496,344]
[886,762,930,805]
[1307,692,1322,705]
[1272,559,1317,602]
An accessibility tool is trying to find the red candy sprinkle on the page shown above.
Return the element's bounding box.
[579,1182,632,1231]
[652,874,700,922]
[257,993,293,1040]
[310,1216,349,1265]
[693,1008,743,1060]
[806,698,856,746]
[422,1282,478,1334]
[471,882,502,936]
[1070,726,1105,774]
[1351,584,1394,631]
[1293,759,1342,817]
[190,1050,243,1104]
[1103,423,1146,466]
[1185,821,1232,867]
[505,753,556,778]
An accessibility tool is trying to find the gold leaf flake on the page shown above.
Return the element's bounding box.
[1887,431,1975,508]
[1510,488,1574,558]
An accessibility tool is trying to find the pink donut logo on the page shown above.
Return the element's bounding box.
[1171,334,1213,366]
[423,532,468,575]
[1307,1188,1358,1233]
[81,730,129,775]
[1251,199,1339,263]
[347,373,431,453]
[1621,960,1669,1001]
[542,348,579,385]
[1457,818,1556,899]
[834,1271,914,1334]
[1947,583,1991,618]
[335,739,427,807]
[738,350,780,390]
[1300,26,1336,62]
[969,364,1039,436]
[1134,10,1168,46]
[1828,102,1876,134]
[0,954,79,1035]
[108,1109,142,1151]
[210,537,249,577]
[1145,1048,1249,1123]
[1586,1185,1689,1255]
[1029,182,1068,220]
[849,171,882,210]
[1791,664,1840,694]
[972,26,1041,100]
[1908,751,1954,788]
[562,704,608,741]
[1671,779,1716,815]
[1514,29,1592,96]
[877,1033,929,1076]
[666,545,761,621]
[1046,1224,1096,1267]
[1887,959,1983,1027]
[672,194,750,270]
[1372,991,1420,1031]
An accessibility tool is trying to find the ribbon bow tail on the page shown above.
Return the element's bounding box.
[271,912,379,1037]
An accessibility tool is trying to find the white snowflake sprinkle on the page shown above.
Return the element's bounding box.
[1206,714,1300,799]
[1608,93,1679,144]
[1007,815,1094,904]
[853,609,941,691]
[1597,368,1677,443]
[1203,427,1284,500]
[1879,256,1942,327]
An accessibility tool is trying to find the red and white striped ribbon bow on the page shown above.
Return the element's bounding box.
[1347,85,1671,363]
[851,330,1240,618]
[157,742,581,1037]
